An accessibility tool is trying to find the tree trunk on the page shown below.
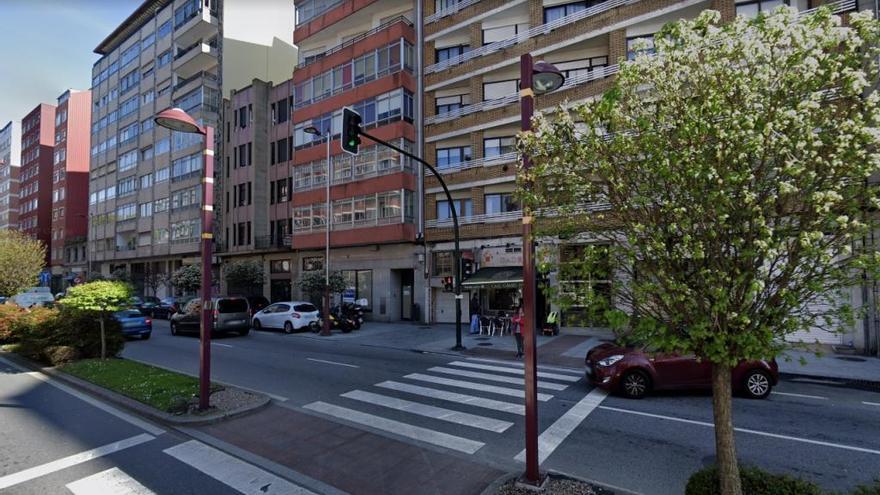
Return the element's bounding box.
[712,363,742,495]
[99,317,106,359]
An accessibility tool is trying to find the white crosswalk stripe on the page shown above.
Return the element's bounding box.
[404,373,554,401]
[427,366,569,391]
[341,390,514,432]
[465,357,584,375]
[66,468,156,495]
[375,381,525,415]
[448,361,582,382]
[303,401,485,454]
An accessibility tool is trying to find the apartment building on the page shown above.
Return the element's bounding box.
[88,0,295,297]
[19,103,56,264]
[217,0,424,320]
[0,121,21,230]
[50,90,92,287]
[421,0,864,325]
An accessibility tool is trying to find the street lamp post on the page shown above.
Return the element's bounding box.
[304,126,332,336]
[155,108,214,411]
[519,53,566,486]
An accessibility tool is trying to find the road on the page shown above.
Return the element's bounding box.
[119,320,880,494]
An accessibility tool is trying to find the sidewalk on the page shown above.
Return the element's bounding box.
[779,349,880,385]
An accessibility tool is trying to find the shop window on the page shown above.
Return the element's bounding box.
[342,270,372,310]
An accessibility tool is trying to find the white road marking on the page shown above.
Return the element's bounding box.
[0,434,155,490]
[465,357,584,375]
[211,343,234,348]
[864,401,880,407]
[341,390,514,433]
[164,440,317,494]
[66,467,156,495]
[771,391,828,400]
[303,401,485,454]
[376,381,525,415]
[449,361,581,382]
[599,406,880,456]
[306,358,360,368]
[514,389,608,464]
[428,366,569,391]
[405,373,554,401]
[0,356,165,436]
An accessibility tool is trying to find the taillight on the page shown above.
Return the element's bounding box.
[213,309,219,321]
[292,313,301,319]
[145,318,152,326]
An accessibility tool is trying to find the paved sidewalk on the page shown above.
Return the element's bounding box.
[779,349,880,383]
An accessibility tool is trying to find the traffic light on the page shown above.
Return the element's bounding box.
[342,107,362,155]
[461,258,474,280]
[443,276,454,292]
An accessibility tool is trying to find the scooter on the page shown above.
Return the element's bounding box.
[340,302,365,329]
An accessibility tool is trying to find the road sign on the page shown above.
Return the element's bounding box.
[342,288,356,303]
[39,271,51,286]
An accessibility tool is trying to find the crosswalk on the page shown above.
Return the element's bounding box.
[302,357,585,455]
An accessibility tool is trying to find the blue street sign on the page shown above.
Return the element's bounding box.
[342,288,355,303]
[39,271,51,286]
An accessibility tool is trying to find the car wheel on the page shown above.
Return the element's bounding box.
[142,333,151,340]
[620,370,651,399]
[283,321,294,334]
[743,369,772,399]
[252,319,262,331]
[170,322,179,336]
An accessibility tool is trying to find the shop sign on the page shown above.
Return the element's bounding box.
[480,246,522,267]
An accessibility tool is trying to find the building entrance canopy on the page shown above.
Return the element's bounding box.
[462,267,523,288]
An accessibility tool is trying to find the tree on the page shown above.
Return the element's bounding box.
[0,230,46,297]
[520,8,880,495]
[297,270,346,307]
[171,264,201,294]
[224,260,265,295]
[109,267,131,283]
[143,267,168,297]
[62,281,131,359]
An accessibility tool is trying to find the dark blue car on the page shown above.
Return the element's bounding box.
[115,309,152,340]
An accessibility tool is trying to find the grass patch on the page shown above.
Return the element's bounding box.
[61,358,219,412]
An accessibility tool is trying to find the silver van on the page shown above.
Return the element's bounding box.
[169,297,251,336]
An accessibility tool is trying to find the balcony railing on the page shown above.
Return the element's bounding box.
[296,0,345,27]
[294,215,414,234]
[425,0,482,24]
[427,152,518,175]
[427,210,522,228]
[296,16,413,70]
[426,0,633,73]
[174,71,219,92]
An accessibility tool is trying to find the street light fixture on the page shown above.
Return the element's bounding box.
[154,107,215,411]
[303,125,333,336]
[520,55,565,487]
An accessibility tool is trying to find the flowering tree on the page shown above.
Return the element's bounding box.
[520,8,880,495]
[171,264,201,294]
[0,230,45,298]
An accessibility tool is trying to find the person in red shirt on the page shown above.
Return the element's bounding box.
[511,303,524,358]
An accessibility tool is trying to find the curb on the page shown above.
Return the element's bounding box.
[779,371,880,393]
[0,351,271,427]
[479,471,637,495]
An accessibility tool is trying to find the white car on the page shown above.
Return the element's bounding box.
[252,301,320,334]
[13,287,55,308]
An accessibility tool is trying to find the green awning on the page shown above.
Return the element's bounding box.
[462,267,523,287]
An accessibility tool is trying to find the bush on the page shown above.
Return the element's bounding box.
[686,465,823,495]
[11,307,125,363]
[44,346,81,366]
[853,480,880,495]
[0,304,26,342]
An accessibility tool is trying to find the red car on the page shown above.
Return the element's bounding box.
[585,342,778,399]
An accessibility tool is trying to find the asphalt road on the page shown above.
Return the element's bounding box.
[122,320,880,495]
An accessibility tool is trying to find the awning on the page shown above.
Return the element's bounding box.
[462,267,523,287]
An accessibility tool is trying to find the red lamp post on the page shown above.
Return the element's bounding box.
[155,108,214,411]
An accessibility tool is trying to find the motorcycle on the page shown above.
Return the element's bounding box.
[340,302,365,329]
[314,308,355,333]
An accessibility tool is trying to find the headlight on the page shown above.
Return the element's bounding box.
[597,355,624,367]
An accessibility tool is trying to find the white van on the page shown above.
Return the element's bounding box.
[12,287,56,308]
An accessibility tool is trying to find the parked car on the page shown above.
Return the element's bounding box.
[12,287,55,308]
[134,296,161,313]
[114,309,152,339]
[252,301,320,334]
[585,342,778,399]
[245,295,270,317]
[170,297,251,336]
[150,297,192,319]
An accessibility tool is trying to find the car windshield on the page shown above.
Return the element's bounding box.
[116,310,143,318]
[294,303,318,312]
[218,299,248,313]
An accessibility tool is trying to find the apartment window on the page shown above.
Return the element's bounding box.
[273,97,289,124]
[435,0,463,10]
[142,65,154,79]
[139,202,152,217]
[271,260,291,273]
[482,24,527,45]
[140,174,153,189]
[275,178,290,203]
[117,176,138,196]
[142,90,155,104]
[556,56,608,78]
[238,106,248,128]
[141,146,154,161]
[119,95,139,117]
[157,50,172,67]
[484,193,519,214]
[116,203,137,220]
[174,0,200,28]
[436,146,472,168]
[735,0,787,17]
[155,137,170,155]
[121,44,140,68]
[118,150,138,172]
[119,123,139,144]
[141,32,155,49]
[53,149,66,165]
[172,153,201,180]
[171,186,200,210]
[435,44,469,62]
[153,228,169,244]
[237,184,246,206]
[153,197,169,213]
[483,137,516,158]
[158,20,172,39]
[171,219,200,242]
[436,94,470,114]
[436,199,473,220]
[483,80,519,100]
[119,70,140,95]
[544,1,588,23]
[154,167,170,183]
[626,35,656,60]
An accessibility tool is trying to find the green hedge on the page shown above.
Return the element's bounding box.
[686,466,823,495]
[3,306,125,363]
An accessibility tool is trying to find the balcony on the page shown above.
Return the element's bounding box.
[296,16,414,70]
[427,152,517,175]
[295,0,345,28]
[425,0,482,24]
[173,70,219,95]
[174,3,219,47]
[426,203,612,229]
[427,65,618,126]
[173,41,218,80]
[294,215,415,234]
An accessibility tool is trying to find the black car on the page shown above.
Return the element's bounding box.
[245,295,270,317]
[134,296,161,313]
[151,296,192,319]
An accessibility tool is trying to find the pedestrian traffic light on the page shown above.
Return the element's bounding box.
[342,107,362,155]
[443,276,454,292]
[461,258,474,280]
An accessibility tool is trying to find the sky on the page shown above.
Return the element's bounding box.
[0,0,140,124]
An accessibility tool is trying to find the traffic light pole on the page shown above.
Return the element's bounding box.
[359,130,465,350]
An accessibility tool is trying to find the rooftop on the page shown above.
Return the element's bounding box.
[94,0,172,55]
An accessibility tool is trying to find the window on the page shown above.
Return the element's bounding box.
[119,70,140,95]
[117,176,138,196]
[436,146,472,168]
[171,186,200,209]
[157,20,172,39]
[483,137,516,158]
[432,251,454,276]
[484,193,519,214]
[171,219,201,241]
[483,80,518,100]
[273,97,289,124]
[157,49,172,67]
[626,35,656,60]
[436,94,470,114]
[139,202,152,217]
[154,167,170,183]
[482,24,526,45]
[116,203,137,220]
[53,149,66,165]
[543,1,588,23]
[153,228,169,244]
[174,0,200,27]
[155,137,170,155]
[436,199,473,220]
[121,44,140,68]
[271,260,291,273]
[142,90,155,104]
[140,174,153,189]
[141,117,154,132]
[153,197,169,212]
[341,270,372,310]
[436,45,469,62]
[118,149,138,172]
[735,0,787,17]
[141,32,155,49]
[555,56,608,78]
[119,123,139,144]
[302,256,323,271]
[119,95,139,117]
[171,152,200,180]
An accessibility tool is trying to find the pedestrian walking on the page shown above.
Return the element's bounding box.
[511,303,524,358]
[469,294,481,334]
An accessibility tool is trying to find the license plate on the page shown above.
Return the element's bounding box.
[228,320,245,325]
